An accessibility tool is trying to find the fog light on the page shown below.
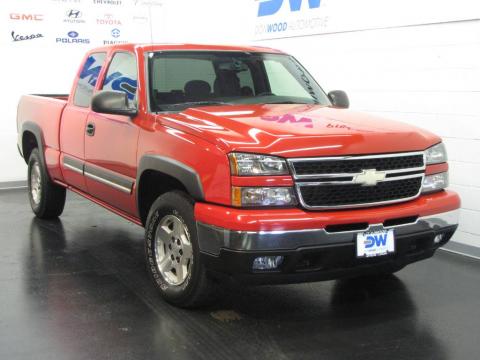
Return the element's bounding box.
[434,234,445,244]
[252,256,284,270]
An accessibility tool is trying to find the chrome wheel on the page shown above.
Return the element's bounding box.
[154,214,193,286]
[30,162,42,205]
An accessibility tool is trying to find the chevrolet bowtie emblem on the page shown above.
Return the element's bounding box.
[353,169,386,186]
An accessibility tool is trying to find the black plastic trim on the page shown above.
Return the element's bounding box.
[137,155,205,201]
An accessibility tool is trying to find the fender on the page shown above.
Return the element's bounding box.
[136,154,205,209]
[21,121,46,166]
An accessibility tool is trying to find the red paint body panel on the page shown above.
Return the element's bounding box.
[16,44,460,230]
[195,191,460,232]
[426,163,448,175]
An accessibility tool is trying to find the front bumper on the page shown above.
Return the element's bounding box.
[196,206,460,284]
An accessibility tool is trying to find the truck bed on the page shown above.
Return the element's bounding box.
[17,94,69,154]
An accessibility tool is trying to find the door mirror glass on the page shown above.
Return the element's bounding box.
[328,90,349,109]
[91,90,137,117]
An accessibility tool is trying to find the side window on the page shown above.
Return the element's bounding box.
[102,52,138,105]
[264,59,310,98]
[74,52,106,107]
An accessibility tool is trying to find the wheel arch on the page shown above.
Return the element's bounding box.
[21,122,46,166]
[136,155,205,226]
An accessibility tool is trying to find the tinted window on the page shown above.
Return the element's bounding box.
[149,52,330,112]
[74,52,106,107]
[102,52,138,106]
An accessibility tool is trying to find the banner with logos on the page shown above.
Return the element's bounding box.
[253,0,480,40]
[1,0,163,48]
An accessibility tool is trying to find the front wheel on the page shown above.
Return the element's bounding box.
[27,148,66,219]
[145,191,215,308]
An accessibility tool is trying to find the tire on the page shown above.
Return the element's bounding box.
[145,191,215,308]
[27,148,66,219]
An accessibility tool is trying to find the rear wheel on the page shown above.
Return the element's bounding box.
[28,148,66,219]
[145,191,215,308]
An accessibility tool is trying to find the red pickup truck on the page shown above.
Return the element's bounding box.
[17,44,460,307]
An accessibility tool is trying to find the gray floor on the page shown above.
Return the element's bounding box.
[0,188,479,360]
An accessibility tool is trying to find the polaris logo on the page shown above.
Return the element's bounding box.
[56,31,90,44]
[258,0,321,17]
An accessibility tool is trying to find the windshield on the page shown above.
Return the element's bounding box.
[148,51,331,112]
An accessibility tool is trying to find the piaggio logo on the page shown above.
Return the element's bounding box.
[64,9,85,23]
[9,13,44,21]
[111,28,120,38]
[257,0,321,17]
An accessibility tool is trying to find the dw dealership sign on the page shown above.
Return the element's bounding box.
[253,0,480,40]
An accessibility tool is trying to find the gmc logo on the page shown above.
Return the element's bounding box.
[10,13,44,21]
[258,0,321,17]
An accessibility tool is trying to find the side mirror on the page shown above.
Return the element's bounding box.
[328,90,349,109]
[91,90,137,117]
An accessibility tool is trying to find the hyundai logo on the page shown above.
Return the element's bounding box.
[66,9,82,18]
[111,28,120,38]
[68,31,79,38]
[353,169,386,186]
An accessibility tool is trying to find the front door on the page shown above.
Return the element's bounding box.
[84,52,139,215]
[60,52,107,192]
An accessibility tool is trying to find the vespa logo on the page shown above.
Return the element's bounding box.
[258,0,321,17]
[353,169,386,187]
[365,234,388,248]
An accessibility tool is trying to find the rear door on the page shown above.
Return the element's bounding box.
[84,51,139,215]
[60,52,107,192]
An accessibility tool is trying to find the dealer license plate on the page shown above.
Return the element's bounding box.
[356,229,395,258]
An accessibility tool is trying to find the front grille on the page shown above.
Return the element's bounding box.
[299,177,422,207]
[289,152,425,209]
[293,154,424,176]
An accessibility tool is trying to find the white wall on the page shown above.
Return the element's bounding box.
[0,0,160,182]
[1,0,479,247]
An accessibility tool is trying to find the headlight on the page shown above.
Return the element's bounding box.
[229,153,289,176]
[232,186,297,207]
[422,172,449,194]
[425,143,447,165]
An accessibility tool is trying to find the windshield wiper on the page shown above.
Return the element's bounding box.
[264,101,313,105]
[169,101,233,108]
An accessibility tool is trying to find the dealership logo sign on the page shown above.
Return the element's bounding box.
[11,31,44,42]
[97,14,122,25]
[56,31,90,44]
[103,28,127,44]
[258,0,321,17]
[10,13,44,21]
[93,0,123,5]
[64,9,85,23]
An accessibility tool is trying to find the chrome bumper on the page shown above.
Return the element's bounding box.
[196,210,459,255]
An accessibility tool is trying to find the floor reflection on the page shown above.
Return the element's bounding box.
[19,215,449,359]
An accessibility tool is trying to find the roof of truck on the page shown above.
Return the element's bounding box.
[88,43,286,54]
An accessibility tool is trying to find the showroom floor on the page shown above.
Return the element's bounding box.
[0,188,479,360]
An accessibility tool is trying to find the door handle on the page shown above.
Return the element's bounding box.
[86,122,95,136]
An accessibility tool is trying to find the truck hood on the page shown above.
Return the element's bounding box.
[157,104,440,158]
